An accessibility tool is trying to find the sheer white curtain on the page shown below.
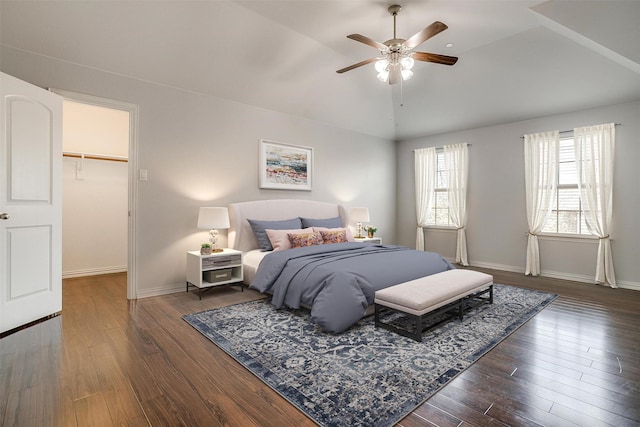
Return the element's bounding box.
[414,147,436,250]
[575,123,617,288]
[524,131,559,276]
[444,143,469,265]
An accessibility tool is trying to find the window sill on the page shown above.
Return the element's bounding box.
[537,233,601,243]
[423,226,457,232]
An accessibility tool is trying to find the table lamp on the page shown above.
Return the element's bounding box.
[197,207,230,252]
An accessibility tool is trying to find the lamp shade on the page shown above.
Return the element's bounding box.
[197,207,230,230]
[349,207,370,223]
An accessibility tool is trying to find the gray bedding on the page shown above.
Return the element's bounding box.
[249,242,454,333]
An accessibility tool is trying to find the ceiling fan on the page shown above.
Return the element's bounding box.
[336,4,458,84]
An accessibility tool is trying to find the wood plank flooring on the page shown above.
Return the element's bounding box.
[1,269,639,426]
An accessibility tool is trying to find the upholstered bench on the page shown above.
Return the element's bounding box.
[374,269,494,342]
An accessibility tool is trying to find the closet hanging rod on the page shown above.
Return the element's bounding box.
[63,152,128,163]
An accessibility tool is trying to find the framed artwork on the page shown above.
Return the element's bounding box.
[259,139,313,191]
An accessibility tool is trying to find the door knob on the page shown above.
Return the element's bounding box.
[0,213,9,220]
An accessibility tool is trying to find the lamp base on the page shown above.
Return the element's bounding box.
[355,221,364,240]
[212,248,224,253]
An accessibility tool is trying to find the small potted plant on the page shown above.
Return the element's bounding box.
[200,243,212,255]
[364,225,377,238]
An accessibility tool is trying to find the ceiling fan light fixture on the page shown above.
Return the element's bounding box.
[377,70,390,82]
[401,69,414,80]
[375,59,389,72]
[400,56,414,70]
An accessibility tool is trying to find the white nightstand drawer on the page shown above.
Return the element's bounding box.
[202,254,241,269]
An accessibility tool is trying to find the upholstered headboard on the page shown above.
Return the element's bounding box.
[228,199,347,252]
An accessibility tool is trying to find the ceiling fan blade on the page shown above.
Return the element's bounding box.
[336,57,378,74]
[347,34,387,51]
[412,51,458,66]
[403,21,448,50]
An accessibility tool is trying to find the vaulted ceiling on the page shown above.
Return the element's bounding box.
[2,0,639,141]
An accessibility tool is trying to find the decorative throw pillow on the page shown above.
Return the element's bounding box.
[248,218,302,251]
[313,227,356,242]
[319,229,347,244]
[266,228,313,251]
[300,216,343,228]
[288,231,324,248]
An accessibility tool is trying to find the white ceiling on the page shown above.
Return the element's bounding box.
[2,0,639,141]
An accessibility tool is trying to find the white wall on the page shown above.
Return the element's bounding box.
[62,158,128,277]
[396,101,640,289]
[0,46,396,297]
[62,100,129,157]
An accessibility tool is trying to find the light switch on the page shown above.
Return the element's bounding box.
[139,169,148,181]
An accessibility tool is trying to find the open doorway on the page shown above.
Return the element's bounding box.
[52,89,138,299]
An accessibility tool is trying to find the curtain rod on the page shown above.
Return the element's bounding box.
[412,143,471,152]
[520,123,621,139]
[63,152,128,163]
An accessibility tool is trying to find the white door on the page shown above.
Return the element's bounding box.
[0,72,62,333]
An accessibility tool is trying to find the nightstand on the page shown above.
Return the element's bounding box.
[354,237,382,244]
[186,248,244,299]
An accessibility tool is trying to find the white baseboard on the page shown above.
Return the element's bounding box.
[467,260,524,274]
[616,280,640,291]
[136,283,186,299]
[539,269,594,284]
[63,265,127,279]
[466,259,640,291]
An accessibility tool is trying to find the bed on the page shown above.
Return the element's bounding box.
[228,199,454,333]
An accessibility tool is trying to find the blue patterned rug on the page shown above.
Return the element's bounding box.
[183,284,556,427]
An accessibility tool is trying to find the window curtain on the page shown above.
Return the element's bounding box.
[444,143,469,265]
[524,131,559,276]
[414,147,436,250]
[574,123,617,288]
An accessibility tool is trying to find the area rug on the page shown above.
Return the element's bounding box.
[183,284,556,427]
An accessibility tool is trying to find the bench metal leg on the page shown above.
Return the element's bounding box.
[414,315,423,342]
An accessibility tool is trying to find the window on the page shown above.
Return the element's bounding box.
[541,137,590,235]
[426,151,452,226]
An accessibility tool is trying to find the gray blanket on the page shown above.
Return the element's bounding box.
[250,243,454,333]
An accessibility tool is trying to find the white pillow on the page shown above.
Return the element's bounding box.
[266,227,314,251]
[312,227,356,242]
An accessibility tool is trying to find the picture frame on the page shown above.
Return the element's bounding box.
[259,139,313,191]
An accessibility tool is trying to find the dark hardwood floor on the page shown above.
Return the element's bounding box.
[1,269,639,426]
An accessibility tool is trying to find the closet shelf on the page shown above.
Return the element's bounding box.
[63,152,128,163]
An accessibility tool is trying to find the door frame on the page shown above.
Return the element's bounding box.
[51,89,139,300]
